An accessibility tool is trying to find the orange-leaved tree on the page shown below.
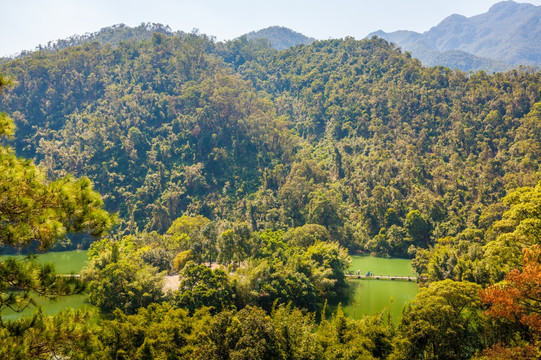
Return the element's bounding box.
[481,245,541,337]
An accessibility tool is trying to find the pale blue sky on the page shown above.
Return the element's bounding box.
[2,0,541,57]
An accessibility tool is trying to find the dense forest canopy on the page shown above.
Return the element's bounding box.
[1,32,540,255]
[244,26,316,50]
[1,27,541,358]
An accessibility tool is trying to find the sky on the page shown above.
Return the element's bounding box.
[2,0,541,57]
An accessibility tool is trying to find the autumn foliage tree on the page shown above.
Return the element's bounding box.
[481,245,541,338]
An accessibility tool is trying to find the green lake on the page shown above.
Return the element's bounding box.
[340,255,419,321]
[1,250,91,319]
[1,251,419,322]
[0,249,89,274]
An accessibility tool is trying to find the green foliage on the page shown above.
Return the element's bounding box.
[197,310,243,360]
[283,224,330,248]
[1,35,291,234]
[0,75,112,357]
[173,249,195,272]
[217,223,252,266]
[225,306,282,360]
[42,23,177,52]
[141,246,173,272]
[418,179,541,285]
[0,121,113,248]
[234,239,350,312]
[252,229,287,258]
[0,256,85,324]
[396,280,485,359]
[244,26,315,51]
[317,306,393,359]
[167,215,210,237]
[87,259,164,314]
[303,241,351,298]
[270,304,323,359]
[98,303,206,359]
[0,309,101,360]
[3,29,541,358]
[239,259,318,312]
[3,34,541,257]
[173,261,234,314]
[405,210,431,248]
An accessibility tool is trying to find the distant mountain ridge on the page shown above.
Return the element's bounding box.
[6,24,314,60]
[8,1,541,72]
[243,26,315,50]
[33,23,178,53]
[370,1,541,72]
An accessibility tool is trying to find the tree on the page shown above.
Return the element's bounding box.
[87,259,164,314]
[405,210,431,248]
[98,303,205,359]
[196,310,242,360]
[0,73,114,357]
[283,224,330,248]
[481,245,541,339]
[474,343,538,360]
[0,134,112,248]
[303,240,351,300]
[0,309,102,360]
[484,181,541,281]
[396,279,484,360]
[271,304,323,360]
[229,306,283,360]
[307,189,343,234]
[173,249,195,272]
[217,222,252,266]
[0,73,112,248]
[141,246,173,272]
[242,260,318,312]
[165,215,223,265]
[318,306,384,360]
[167,215,210,238]
[172,261,234,314]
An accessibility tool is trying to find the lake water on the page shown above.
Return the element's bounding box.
[1,251,419,322]
[340,255,419,321]
[1,250,91,319]
[1,294,90,321]
[0,249,89,274]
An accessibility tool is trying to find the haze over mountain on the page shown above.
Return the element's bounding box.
[17,23,179,55]
[371,1,541,72]
[6,1,541,74]
[2,24,315,61]
[243,26,315,50]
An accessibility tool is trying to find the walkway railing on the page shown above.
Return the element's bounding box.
[345,274,417,281]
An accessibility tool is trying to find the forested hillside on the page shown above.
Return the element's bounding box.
[20,23,178,55]
[2,29,541,358]
[244,26,316,50]
[2,33,540,255]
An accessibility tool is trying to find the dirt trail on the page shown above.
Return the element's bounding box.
[163,262,222,292]
[163,274,179,292]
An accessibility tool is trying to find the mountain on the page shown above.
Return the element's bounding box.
[15,24,312,59]
[2,33,541,258]
[3,19,541,359]
[243,26,315,50]
[370,1,541,72]
[30,23,178,53]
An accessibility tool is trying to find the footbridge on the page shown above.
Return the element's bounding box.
[345,274,417,282]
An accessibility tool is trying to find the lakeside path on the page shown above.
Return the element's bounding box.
[346,274,417,281]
